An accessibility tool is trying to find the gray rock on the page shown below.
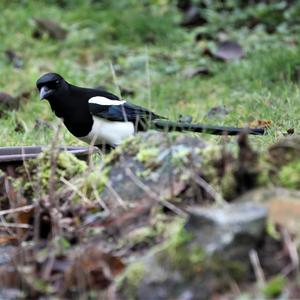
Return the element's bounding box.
[118,202,268,300]
[186,202,267,258]
[101,132,206,208]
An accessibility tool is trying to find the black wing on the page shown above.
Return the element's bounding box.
[88,100,166,131]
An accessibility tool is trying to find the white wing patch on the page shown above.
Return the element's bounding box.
[89,96,126,106]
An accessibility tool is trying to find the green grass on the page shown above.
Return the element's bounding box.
[0,0,299,149]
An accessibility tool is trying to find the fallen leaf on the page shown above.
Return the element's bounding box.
[0,92,19,112]
[89,203,152,234]
[64,245,125,290]
[213,41,245,61]
[5,49,23,69]
[33,18,68,40]
[0,236,18,245]
[206,106,229,118]
[248,119,272,128]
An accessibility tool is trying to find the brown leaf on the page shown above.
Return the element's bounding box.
[5,49,23,69]
[64,245,125,290]
[0,235,18,245]
[267,198,300,236]
[33,18,68,40]
[0,265,21,287]
[0,92,19,112]
[88,203,152,237]
[248,119,272,128]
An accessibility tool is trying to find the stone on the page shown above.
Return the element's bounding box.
[236,187,300,236]
[185,202,267,258]
[117,202,268,300]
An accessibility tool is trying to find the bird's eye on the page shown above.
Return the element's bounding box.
[55,80,59,84]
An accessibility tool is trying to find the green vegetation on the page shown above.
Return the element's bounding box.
[0,0,299,149]
[278,158,300,189]
[1,1,300,298]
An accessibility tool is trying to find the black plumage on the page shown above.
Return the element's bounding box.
[36,73,265,148]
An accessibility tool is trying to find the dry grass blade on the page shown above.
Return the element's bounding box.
[0,223,32,229]
[0,204,34,216]
[60,177,91,203]
[124,166,187,217]
[193,173,225,205]
[249,249,265,287]
[281,227,299,274]
[105,180,127,209]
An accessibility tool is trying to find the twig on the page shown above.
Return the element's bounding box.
[281,227,299,274]
[0,204,34,216]
[192,173,225,205]
[48,124,61,206]
[87,133,98,169]
[0,215,15,235]
[0,222,32,229]
[92,183,110,212]
[249,249,265,287]
[105,180,127,209]
[60,177,90,203]
[21,146,33,183]
[124,166,187,217]
[109,62,122,98]
[42,253,55,280]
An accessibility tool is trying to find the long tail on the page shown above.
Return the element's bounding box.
[151,119,266,135]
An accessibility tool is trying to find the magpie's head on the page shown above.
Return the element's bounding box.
[36,73,68,101]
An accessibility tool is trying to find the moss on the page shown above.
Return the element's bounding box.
[157,220,248,283]
[136,168,152,178]
[262,275,287,298]
[64,165,111,202]
[257,161,273,186]
[14,150,88,197]
[196,145,221,182]
[123,262,145,288]
[171,148,191,165]
[116,261,145,300]
[159,222,206,277]
[277,158,300,189]
[266,221,281,240]
[205,256,247,282]
[124,226,157,247]
[104,136,140,164]
[136,147,159,165]
[220,170,236,199]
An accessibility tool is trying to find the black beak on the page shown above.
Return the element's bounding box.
[39,86,52,100]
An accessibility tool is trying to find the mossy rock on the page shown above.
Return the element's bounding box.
[100,132,207,208]
[117,203,267,300]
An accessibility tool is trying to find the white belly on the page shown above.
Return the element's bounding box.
[78,116,135,146]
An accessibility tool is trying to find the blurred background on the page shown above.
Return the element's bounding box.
[0,0,300,146]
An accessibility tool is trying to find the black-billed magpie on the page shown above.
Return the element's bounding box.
[36,73,265,148]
